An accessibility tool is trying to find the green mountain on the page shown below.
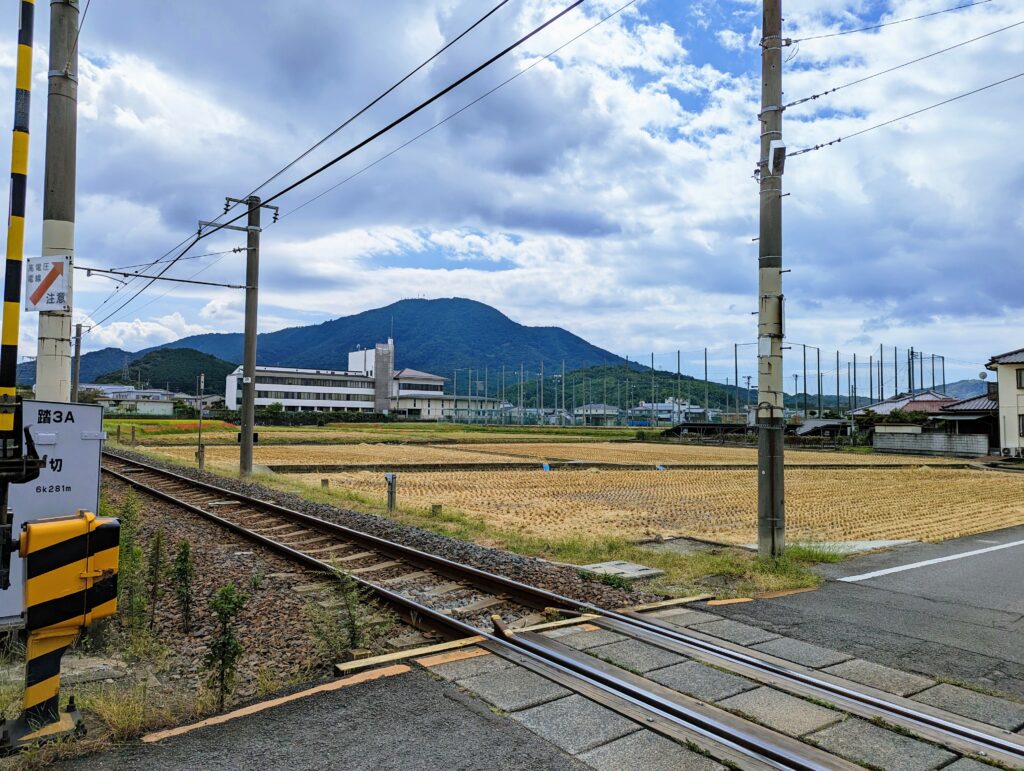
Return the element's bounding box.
[16,346,135,386]
[95,348,236,395]
[941,378,987,400]
[145,298,635,376]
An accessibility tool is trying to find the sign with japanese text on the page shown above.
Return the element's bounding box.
[24,255,72,312]
[1,401,104,626]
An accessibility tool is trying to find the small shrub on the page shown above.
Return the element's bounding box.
[203,582,248,712]
[171,541,195,633]
[90,683,171,742]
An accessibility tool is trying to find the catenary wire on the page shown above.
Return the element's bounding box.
[105,248,245,272]
[85,1,514,326]
[792,0,993,43]
[88,0,587,331]
[786,19,1024,108]
[789,71,1024,156]
[283,0,638,219]
[63,0,91,74]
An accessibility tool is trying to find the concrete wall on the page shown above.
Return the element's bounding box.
[874,432,988,457]
[995,363,1024,451]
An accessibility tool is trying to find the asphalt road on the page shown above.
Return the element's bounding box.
[62,668,586,771]
[713,524,1024,700]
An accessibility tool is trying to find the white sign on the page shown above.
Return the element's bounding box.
[0,401,104,626]
[24,255,71,312]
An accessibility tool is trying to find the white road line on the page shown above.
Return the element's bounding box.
[838,539,1024,583]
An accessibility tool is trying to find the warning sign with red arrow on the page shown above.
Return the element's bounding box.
[24,255,71,312]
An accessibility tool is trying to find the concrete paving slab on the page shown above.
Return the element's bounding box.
[586,639,686,674]
[646,661,757,703]
[717,687,842,736]
[751,637,853,668]
[511,694,640,754]
[457,667,571,712]
[689,619,781,646]
[821,658,934,696]
[911,683,1024,731]
[423,651,517,682]
[554,628,630,650]
[577,729,727,770]
[805,717,956,770]
[647,608,722,627]
[581,560,664,580]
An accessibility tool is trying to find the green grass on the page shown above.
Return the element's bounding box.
[784,542,846,564]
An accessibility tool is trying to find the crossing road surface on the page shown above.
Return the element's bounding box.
[712,524,1024,700]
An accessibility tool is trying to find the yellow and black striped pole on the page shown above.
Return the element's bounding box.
[0,0,34,439]
[1,511,118,748]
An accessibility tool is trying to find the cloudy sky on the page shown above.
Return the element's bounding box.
[1,0,1020,388]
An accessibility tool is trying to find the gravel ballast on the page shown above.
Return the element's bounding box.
[106,448,652,611]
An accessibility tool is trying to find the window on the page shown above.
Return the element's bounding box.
[1019,414,1024,438]
[1017,368,1024,389]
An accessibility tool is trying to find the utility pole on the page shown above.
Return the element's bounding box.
[239,196,261,475]
[879,344,884,401]
[853,353,857,409]
[756,0,785,558]
[519,362,524,425]
[894,345,898,394]
[70,322,82,402]
[919,351,924,393]
[703,347,709,419]
[869,354,873,403]
[930,354,935,390]
[734,343,739,419]
[836,351,840,415]
[561,360,565,426]
[197,372,205,471]
[816,347,821,416]
[650,352,655,426]
[539,360,544,418]
[801,344,807,417]
[941,356,946,394]
[35,0,80,401]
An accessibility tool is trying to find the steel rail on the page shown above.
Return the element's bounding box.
[102,452,1024,766]
[101,453,818,770]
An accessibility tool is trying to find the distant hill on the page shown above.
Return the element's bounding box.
[941,378,987,400]
[95,348,236,395]
[146,298,634,376]
[16,346,136,386]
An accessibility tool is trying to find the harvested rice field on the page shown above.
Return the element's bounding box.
[300,467,1024,545]
[150,443,530,467]
[148,439,962,469]
[447,442,963,466]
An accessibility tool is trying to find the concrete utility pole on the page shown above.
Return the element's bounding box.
[816,347,821,416]
[802,344,807,417]
[756,0,786,558]
[36,0,79,401]
[70,322,81,402]
[239,196,261,475]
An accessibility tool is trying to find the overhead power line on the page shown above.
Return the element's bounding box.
[790,71,1024,157]
[86,0,512,329]
[792,0,993,43]
[75,265,249,290]
[786,19,1024,108]
[88,0,587,331]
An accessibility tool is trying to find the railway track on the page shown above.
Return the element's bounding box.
[102,451,1024,770]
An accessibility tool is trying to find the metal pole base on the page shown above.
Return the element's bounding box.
[0,700,85,756]
[757,419,785,559]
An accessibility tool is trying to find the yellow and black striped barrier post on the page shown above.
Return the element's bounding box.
[0,511,119,751]
[0,0,34,439]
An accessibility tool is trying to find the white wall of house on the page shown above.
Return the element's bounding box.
[995,363,1024,452]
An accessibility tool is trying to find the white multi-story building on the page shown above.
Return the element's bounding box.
[987,347,1024,456]
[225,339,497,419]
